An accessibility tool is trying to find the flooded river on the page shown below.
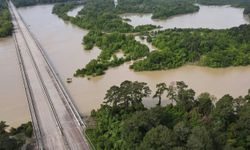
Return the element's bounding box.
[0,38,30,127]
[121,5,250,29]
[1,4,250,126]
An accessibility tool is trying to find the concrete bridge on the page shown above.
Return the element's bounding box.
[8,1,91,149]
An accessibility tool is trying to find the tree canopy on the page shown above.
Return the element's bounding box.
[86,81,250,150]
[131,25,250,71]
[12,0,77,7]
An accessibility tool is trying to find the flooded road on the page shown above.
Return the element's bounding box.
[0,38,29,127]
[121,5,250,29]
[2,4,248,119]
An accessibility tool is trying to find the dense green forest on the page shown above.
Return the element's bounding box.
[0,121,33,149]
[53,0,134,33]
[131,25,250,71]
[12,0,77,7]
[198,0,250,6]
[74,31,149,76]
[52,0,160,33]
[116,0,199,19]
[86,80,250,150]
[52,2,78,20]
[198,0,250,15]
[0,0,13,37]
[52,0,200,32]
[74,0,135,32]
[77,24,250,76]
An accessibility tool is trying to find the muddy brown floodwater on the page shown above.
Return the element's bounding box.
[121,5,250,29]
[0,38,30,127]
[1,4,250,126]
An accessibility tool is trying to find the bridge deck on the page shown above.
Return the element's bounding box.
[8,1,90,149]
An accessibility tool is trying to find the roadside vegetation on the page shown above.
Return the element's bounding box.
[86,80,250,150]
[0,0,13,37]
[0,121,33,149]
